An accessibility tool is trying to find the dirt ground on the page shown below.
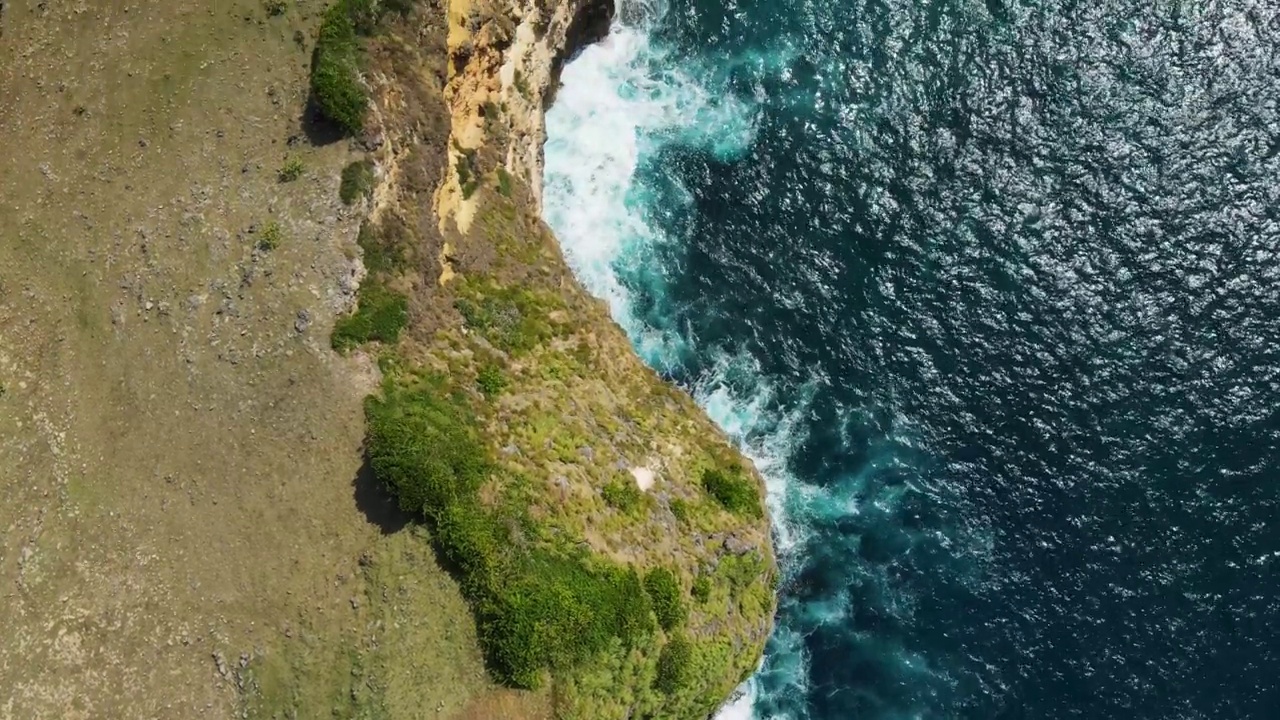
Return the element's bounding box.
[0,1,505,717]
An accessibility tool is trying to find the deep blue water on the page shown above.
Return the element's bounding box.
[543,0,1280,718]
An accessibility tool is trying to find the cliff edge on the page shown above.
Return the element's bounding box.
[338,0,777,716]
[0,0,772,717]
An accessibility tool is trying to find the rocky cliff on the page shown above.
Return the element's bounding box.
[342,0,778,717]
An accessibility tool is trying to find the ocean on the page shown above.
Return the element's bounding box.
[542,0,1280,717]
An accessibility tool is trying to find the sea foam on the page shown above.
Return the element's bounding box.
[542,3,806,718]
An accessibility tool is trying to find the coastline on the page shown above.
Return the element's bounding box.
[349,0,778,715]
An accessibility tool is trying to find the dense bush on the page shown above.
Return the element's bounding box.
[691,574,711,603]
[340,159,375,204]
[278,156,305,182]
[365,382,488,515]
[476,363,507,398]
[483,556,653,688]
[256,220,284,251]
[701,466,762,518]
[644,567,686,632]
[654,634,693,694]
[331,281,408,351]
[364,378,659,689]
[602,477,642,513]
[310,1,368,134]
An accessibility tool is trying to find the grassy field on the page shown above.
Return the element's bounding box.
[0,1,500,718]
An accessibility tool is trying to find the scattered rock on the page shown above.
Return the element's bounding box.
[359,130,384,152]
[630,466,655,491]
[293,309,311,334]
[723,534,753,556]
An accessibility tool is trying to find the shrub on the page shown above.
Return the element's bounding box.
[365,385,488,516]
[691,574,711,603]
[340,159,376,204]
[654,634,693,694]
[264,0,287,17]
[701,466,762,517]
[455,147,479,199]
[363,378,659,691]
[669,497,691,523]
[278,156,305,182]
[496,166,513,197]
[644,567,686,632]
[356,220,408,275]
[476,363,507,398]
[484,556,653,688]
[311,2,367,134]
[256,220,284,251]
[331,281,408,351]
[602,477,642,513]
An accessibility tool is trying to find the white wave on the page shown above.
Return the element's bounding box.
[542,5,808,719]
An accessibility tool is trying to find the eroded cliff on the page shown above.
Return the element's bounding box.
[333,0,778,717]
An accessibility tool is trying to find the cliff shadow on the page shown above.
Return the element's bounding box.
[352,451,413,534]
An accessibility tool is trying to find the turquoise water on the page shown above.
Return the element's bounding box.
[543,1,1280,717]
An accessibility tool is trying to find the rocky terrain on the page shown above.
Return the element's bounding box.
[0,1,774,718]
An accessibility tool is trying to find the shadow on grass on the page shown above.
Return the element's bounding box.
[352,451,413,534]
[301,95,348,147]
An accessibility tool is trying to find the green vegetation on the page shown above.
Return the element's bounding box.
[601,477,643,513]
[454,280,561,355]
[454,144,480,200]
[496,166,514,197]
[310,0,373,134]
[356,220,409,275]
[701,465,762,518]
[331,281,408,351]
[340,159,376,204]
[256,220,283,251]
[654,635,693,694]
[644,567,686,632]
[278,156,305,182]
[691,574,712,603]
[476,363,507,398]
[364,376,657,689]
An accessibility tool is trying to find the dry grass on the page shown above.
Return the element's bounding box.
[0,1,501,718]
